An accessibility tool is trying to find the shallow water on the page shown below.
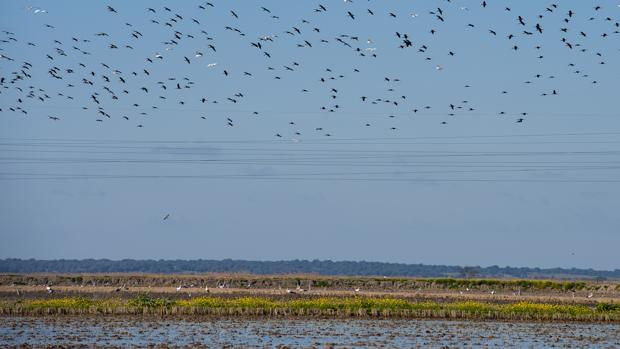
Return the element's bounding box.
[1,317,619,348]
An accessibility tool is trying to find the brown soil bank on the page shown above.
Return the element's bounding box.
[2,273,619,294]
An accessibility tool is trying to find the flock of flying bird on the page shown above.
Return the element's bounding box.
[0,1,619,139]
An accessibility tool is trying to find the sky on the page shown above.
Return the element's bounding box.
[0,1,619,270]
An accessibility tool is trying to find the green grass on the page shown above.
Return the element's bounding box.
[4,296,619,321]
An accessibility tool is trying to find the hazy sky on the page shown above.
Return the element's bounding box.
[1,1,619,270]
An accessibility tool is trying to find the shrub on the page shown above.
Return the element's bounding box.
[128,294,174,308]
[596,303,620,312]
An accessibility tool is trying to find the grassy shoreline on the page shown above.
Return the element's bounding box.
[2,296,619,322]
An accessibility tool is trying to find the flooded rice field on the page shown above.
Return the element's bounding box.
[1,317,619,348]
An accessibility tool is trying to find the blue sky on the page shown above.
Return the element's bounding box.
[0,1,619,269]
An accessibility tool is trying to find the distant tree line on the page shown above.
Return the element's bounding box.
[0,259,618,279]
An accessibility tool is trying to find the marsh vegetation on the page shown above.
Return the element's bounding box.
[2,295,619,322]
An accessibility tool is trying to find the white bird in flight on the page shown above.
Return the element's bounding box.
[27,6,47,14]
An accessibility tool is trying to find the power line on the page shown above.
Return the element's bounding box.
[1,130,620,144]
[4,104,620,118]
[2,141,620,148]
[1,173,618,183]
[6,147,620,155]
[2,157,620,167]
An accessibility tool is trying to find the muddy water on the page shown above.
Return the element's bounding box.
[1,317,619,348]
